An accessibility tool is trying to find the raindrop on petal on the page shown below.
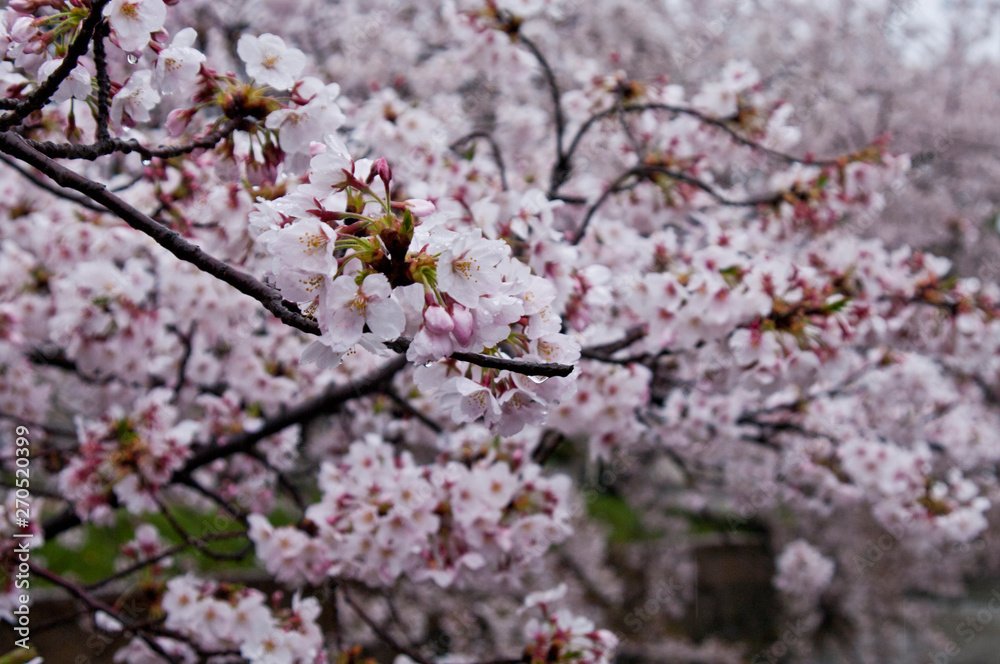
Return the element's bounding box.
[126,53,139,65]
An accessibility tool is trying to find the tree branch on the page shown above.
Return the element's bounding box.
[28,563,180,663]
[572,163,786,244]
[24,119,245,162]
[451,131,509,191]
[517,33,569,195]
[175,355,409,479]
[343,591,436,664]
[92,21,112,141]
[0,130,321,335]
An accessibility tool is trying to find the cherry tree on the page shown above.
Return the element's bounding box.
[1,1,999,664]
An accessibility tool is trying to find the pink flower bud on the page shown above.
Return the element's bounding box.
[165,109,192,137]
[451,306,474,346]
[424,306,454,335]
[373,157,392,186]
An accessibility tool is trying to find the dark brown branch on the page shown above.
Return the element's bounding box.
[385,338,574,378]
[555,101,837,200]
[0,130,321,335]
[623,103,838,166]
[29,563,180,663]
[85,530,247,592]
[93,21,112,142]
[29,345,147,389]
[580,326,647,360]
[0,0,111,131]
[41,354,459,541]
[383,388,444,434]
[531,429,565,465]
[176,474,249,522]
[243,448,307,512]
[24,118,244,162]
[176,355,408,479]
[169,322,198,400]
[151,492,251,562]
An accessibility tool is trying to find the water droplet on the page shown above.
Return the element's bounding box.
[126,53,139,64]
[141,159,151,167]
[528,374,549,384]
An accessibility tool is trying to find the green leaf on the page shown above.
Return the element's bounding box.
[0,646,39,664]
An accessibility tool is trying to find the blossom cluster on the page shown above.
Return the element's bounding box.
[128,574,326,664]
[251,138,580,434]
[58,388,199,521]
[2,0,1000,662]
[248,434,572,587]
[521,584,619,664]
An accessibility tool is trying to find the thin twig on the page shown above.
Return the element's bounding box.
[518,34,569,194]
[451,131,509,190]
[85,530,247,592]
[572,163,785,244]
[243,448,307,512]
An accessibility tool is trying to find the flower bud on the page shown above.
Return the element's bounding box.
[373,157,392,186]
[451,306,474,346]
[424,306,454,335]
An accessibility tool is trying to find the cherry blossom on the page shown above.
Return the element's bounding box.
[3,1,1000,662]
[154,27,206,94]
[110,69,161,128]
[103,0,167,53]
[237,32,307,91]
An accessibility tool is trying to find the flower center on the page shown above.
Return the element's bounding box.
[120,2,140,20]
[350,294,368,316]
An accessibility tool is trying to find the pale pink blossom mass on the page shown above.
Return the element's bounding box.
[2,1,1000,663]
